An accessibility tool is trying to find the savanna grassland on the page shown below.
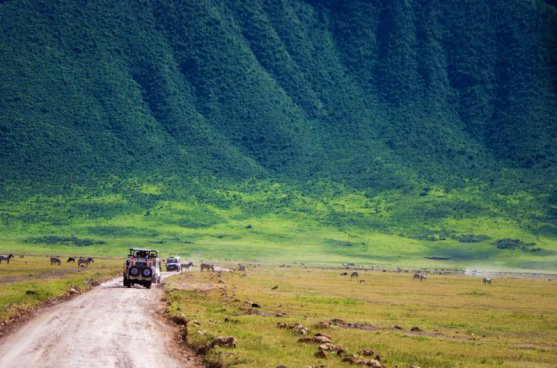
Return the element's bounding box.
[1,178,556,272]
[165,265,557,368]
[1,0,556,363]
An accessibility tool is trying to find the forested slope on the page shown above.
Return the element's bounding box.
[0,1,556,265]
[1,0,555,187]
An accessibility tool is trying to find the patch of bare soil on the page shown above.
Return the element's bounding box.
[0,275,203,368]
[0,275,115,339]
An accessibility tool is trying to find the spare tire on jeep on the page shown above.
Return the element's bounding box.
[128,266,140,277]
[142,267,152,278]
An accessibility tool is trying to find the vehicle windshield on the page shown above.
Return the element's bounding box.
[167,257,178,263]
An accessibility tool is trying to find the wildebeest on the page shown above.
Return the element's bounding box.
[238,264,246,272]
[78,257,94,267]
[67,257,76,263]
[50,257,61,266]
[413,273,426,281]
[0,254,14,264]
[181,261,194,272]
[351,271,359,278]
[483,277,492,285]
[200,263,214,272]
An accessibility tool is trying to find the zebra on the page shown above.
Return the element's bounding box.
[483,277,492,285]
[181,261,194,272]
[413,273,426,281]
[200,263,214,272]
[78,257,94,268]
[0,254,14,264]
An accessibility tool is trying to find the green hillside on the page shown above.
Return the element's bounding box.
[0,0,556,269]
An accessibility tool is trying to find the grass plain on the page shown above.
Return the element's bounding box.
[165,265,557,368]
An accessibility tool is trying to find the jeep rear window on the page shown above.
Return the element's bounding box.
[168,258,178,263]
[135,262,147,267]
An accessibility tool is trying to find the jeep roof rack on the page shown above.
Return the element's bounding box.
[128,248,158,257]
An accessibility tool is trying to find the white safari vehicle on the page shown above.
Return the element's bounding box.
[166,256,181,272]
[123,248,161,289]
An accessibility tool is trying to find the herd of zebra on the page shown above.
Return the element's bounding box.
[0,253,95,267]
[344,269,493,285]
[50,256,95,267]
[1,254,496,285]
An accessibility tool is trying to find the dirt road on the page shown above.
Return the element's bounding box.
[0,273,200,368]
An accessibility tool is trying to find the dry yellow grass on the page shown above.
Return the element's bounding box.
[165,264,557,367]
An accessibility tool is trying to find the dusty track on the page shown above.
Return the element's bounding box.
[0,273,201,368]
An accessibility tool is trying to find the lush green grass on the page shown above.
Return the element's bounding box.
[1,178,555,271]
[165,265,557,367]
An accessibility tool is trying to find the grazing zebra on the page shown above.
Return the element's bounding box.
[50,257,61,266]
[0,254,14,264]
[413,273,426,281]
[483,277,492,285]
[350,271,359,278]
[67,257,76,263]
[78,257,94,268]
[181,262,194,272]
[200,263,214,272]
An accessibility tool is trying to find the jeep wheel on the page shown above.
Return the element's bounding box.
[146,282,151,289]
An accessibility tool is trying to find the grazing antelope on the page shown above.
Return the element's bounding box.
[483,277,492,285]
[50,257,61,266]
[78,257,94,268]
[0,254,14,264]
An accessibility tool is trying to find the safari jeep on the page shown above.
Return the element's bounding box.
[166,256,181,272]
[123,248,161,289]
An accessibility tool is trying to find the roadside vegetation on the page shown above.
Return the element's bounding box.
[0,255,121,335]
[165,265,557,368]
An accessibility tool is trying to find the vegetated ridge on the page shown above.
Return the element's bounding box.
[0,0,556,267]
